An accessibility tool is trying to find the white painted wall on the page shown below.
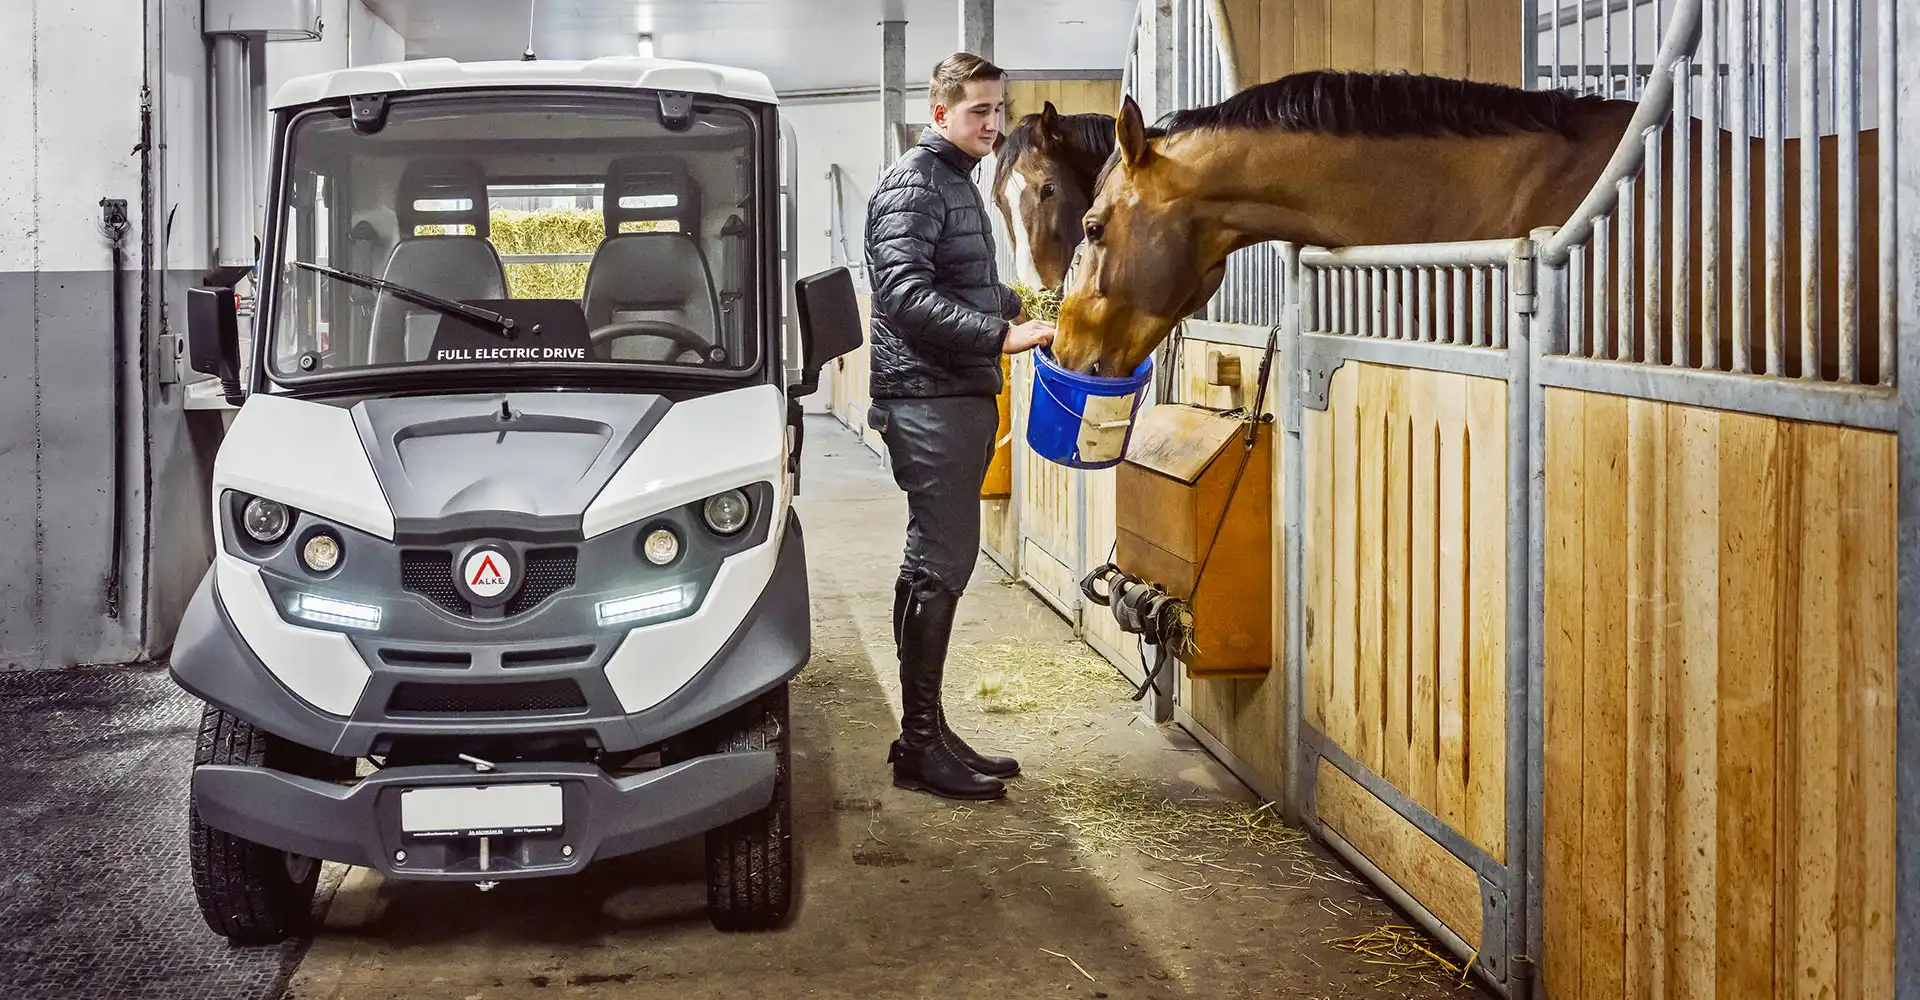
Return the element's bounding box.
[348,0,405,64]
[781,99,883,413]
[267,0,404,99]
[780,94,1026,415]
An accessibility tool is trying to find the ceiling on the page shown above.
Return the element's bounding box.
[359,0,1136,93]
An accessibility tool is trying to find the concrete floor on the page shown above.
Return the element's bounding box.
[0,415,1482,1000]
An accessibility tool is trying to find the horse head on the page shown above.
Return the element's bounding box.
[1053,94,1235,377]
[993,102,1116,292]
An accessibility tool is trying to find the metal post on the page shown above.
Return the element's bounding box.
[1151,0,1174,122]
[881,19,907,168]
[1895,0,1919,993]
[959,0,993,61]
[1280,243,1306,825]
[211,32,253,271]
[1527,231,1565,1000]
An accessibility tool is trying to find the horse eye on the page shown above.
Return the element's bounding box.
[1039,184,1055,199]
[1084,222,1105,243]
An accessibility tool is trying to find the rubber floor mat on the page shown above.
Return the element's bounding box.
[0,665,308,1000]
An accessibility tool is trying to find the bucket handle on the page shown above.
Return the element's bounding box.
[1032,363,1145,418]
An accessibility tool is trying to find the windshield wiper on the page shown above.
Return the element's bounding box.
[293,261,518,340]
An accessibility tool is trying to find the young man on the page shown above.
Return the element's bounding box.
[864,53,1056,801]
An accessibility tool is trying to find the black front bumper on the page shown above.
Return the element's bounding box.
[169,515,809,759]
[192,753,775,880]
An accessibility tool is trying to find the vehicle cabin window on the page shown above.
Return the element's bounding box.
[266,92,761,381]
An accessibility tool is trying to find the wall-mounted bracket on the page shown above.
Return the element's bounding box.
[202,0,322,41]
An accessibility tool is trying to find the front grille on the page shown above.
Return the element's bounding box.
[387,680,589,715]
[401,547,576,618]
[401,550,470,615]
[506,548,577,615]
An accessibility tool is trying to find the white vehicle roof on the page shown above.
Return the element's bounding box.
[269,56,779,111]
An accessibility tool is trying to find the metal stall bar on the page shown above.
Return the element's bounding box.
[1538,0,1705,266]
[1798,0,1821,380]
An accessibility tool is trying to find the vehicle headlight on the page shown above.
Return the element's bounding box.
[242,497,291,543]
[703,489,750,535]
[642,527,680,565]
[301,533,341,573]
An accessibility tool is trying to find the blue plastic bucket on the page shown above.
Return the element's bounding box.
[1025,348,1154,470]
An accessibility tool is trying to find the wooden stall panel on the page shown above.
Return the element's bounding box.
[1081,463,1133,660]
[1014,353,1082,617]
[1303,361,1508,863]
[1218,0,1520,85]
[1007,78,1123,119]
[1540,389,1898,1000]
[830,294,883,454]
[1316,759,1484,948]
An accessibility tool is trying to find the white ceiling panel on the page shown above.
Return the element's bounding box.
[358,0,1133,93]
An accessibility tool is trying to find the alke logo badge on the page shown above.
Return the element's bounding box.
[463,549,512,599]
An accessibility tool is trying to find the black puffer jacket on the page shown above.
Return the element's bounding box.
[865,130,1024,400]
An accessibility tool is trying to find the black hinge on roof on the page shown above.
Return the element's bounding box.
[350,92,391,134]
[658,92,694,131]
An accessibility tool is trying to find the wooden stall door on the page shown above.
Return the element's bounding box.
[1540,390,1898,1000]
[1301,359,1511,968]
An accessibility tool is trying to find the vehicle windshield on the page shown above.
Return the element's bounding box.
[265,90,764,383]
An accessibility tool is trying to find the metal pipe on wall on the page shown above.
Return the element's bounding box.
[211,32,253,272]
[881,19,907,169]
[960,0,992,61]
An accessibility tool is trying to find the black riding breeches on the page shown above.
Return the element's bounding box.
[869,394,999,601]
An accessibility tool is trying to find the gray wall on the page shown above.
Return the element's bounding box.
[0,0,150,669]
[0,0,395,669]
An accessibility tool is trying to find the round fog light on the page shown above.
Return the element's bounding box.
[643,527,680,565]
[703,490,750,535]
[302,533,340,573]
[242,497,291,543]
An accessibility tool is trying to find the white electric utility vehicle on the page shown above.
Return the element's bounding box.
[170,56,862,943]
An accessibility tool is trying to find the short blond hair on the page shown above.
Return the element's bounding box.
[929,52,1006,110]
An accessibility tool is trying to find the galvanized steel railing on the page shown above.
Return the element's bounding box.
[1529,0,1896,394]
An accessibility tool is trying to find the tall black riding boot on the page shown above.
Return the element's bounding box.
[887,589,1005,800]
[892,576,912,655]
[938,704,1021,779]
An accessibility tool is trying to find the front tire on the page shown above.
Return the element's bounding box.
[703,684,794,932]
[187,706,327,945]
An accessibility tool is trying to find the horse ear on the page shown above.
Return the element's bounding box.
[1029,101,1061,152]
[1116,94,1152,170]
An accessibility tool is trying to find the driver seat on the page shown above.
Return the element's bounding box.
[581,231,721,362]
[581,156,718,362]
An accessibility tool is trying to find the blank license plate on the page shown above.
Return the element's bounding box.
[399,783,563,838]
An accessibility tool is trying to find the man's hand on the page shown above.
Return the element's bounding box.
[1003,318,1056,355]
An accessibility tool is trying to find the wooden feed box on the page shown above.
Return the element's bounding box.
[1114,403,1273,679]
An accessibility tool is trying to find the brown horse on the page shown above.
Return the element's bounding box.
[991,102,1122,292]
[1055,70,1883,386]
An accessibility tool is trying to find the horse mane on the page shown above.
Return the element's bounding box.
[1093,70,1607,190]
[1162,70,1605,138]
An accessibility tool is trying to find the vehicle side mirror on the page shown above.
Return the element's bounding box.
[794,267,863,393]
[186,286,245,403]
